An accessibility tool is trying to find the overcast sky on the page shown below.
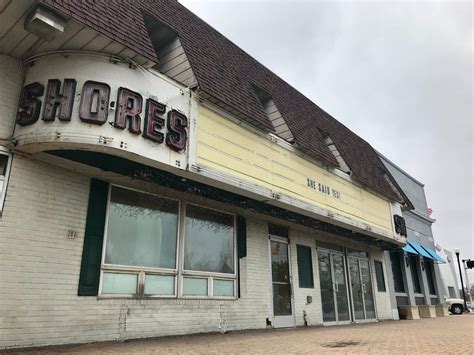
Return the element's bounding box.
[180,1,473,278]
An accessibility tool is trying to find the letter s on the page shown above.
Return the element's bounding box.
[166,110,188,152]
[16,82,45,126]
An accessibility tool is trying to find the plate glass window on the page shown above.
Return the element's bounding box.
[184,204,234,274]
[105,186,179,269]
[102,273,138,294]
[182,277,208,296]
[101,186,179,296]
[271,240,292,316]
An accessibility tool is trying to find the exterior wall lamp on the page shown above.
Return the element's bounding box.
[25,5,65,42]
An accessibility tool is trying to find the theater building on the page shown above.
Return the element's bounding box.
[0,1,412,349]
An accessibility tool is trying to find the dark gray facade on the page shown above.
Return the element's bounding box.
[379,153,445,316]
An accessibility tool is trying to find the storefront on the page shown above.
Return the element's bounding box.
[0,1,411,349]
[379,153,447,319]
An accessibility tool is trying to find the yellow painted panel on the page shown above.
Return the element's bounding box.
[197,106,392,232]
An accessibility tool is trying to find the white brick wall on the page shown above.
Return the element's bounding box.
[289,230,323,326]
[0,55,22,141]
[370,249,395,320]
[0,156,397,349]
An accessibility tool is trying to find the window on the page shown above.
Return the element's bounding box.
[425,260,437,295]
[297,245,314,288]
[409,255,423,294]
[316,241,343,252]
[101,186,179,297]
[448,286,456,298]
[184,204,234,274]
[183,204,236,297]
[390,251,405,293]
[374,260,386,292]
[100,186,236,299]
[268,223,289,238]
[0,151,12,213]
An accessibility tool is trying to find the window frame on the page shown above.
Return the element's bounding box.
[0,149,12,214]
[98,184,237,300]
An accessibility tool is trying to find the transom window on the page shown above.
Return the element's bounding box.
[100,185,236,299]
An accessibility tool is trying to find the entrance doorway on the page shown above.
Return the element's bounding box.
[317,243,377,325]
[317,250,351,324]
[270,236,295,328]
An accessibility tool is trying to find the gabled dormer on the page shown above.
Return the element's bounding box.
[143,14,197,87]
[317,130,351,174]
[252,85,295,143]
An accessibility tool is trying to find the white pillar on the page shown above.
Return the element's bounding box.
[0,55,22,143]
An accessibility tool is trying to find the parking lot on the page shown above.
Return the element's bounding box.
[8,314,474,354]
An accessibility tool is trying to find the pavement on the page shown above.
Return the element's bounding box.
[6,314,474,354]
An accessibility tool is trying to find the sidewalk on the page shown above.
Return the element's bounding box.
[6,314,474,354]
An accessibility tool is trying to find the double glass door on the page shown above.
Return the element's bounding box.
[318,251,350,324]
[348,257,376,321]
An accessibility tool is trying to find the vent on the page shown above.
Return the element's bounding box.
[143,14,197,87]
[253,86,294,143]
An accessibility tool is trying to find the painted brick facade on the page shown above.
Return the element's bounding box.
[0,55,22,140]
[0,155,395,349]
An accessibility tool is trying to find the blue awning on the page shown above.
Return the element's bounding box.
[409,241,434,259]
[421,246,447,263]
[402,243,418,255]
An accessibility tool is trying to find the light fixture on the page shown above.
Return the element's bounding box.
[454,248,468,311]
[24,5,65,42]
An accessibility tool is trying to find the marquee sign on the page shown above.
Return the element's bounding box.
[16,80,187,152]
[13,53,193,171]
[307,177,341,200]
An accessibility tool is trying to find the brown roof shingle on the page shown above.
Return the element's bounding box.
[42,0,409,203]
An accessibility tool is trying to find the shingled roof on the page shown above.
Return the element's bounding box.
[42,0,411,205]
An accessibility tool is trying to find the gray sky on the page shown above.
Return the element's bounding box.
[180,0,473,278]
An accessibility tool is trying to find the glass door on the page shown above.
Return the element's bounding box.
[318,250,350,325]
[348,256,376,322]
[270,238,295,328]
[319,251,336,323]
[360,259,375,319]
[333,254,350,322]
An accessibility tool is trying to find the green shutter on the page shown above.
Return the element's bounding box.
[237,216,247,258]
[297,244,314,288]
[78,179,109,296]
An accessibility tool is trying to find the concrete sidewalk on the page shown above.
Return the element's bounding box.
[6,314,474,354]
